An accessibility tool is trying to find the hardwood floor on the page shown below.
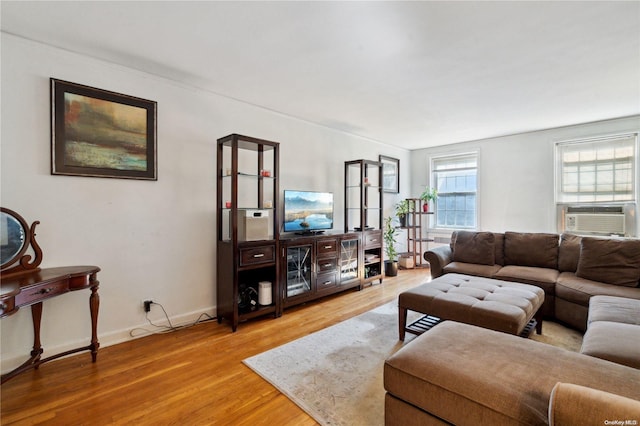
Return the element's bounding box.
[1,268,430,425]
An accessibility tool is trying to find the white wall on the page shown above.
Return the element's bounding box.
[0,34,411,371]
[411,115,640,236]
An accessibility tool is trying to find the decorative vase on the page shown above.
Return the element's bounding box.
[422,203,429,213]
[399,215,407,227]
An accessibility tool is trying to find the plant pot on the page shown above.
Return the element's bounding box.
[422,203,429,212]
[385,260,398,277]
[399,215,407,228]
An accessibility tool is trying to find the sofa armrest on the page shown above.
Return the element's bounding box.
[549,382,640,426]
[424,245,453,278]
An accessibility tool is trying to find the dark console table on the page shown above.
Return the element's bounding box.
[0,207,100,384]
[0,266,101,384]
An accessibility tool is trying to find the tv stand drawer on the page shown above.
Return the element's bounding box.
[316,238,338,257]
[317,258,337,273]
[316,272,337,291]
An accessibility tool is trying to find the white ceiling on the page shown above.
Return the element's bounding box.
[2,1,639,150]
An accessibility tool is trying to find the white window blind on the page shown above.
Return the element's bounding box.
[556,134,637,203]
[432,152,478,228]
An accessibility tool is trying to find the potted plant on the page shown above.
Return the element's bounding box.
[395,200,412,227]
[419,187,438,212]
[383,216,400,277]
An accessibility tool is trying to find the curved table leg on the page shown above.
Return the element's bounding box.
[89,280,100,362]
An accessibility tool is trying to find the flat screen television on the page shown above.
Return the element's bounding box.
[283,190,334,234]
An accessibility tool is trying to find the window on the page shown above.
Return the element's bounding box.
[556,134,637,204]
[432,152,478,228]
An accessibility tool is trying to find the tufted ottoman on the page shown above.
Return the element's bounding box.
[399,273,544,340]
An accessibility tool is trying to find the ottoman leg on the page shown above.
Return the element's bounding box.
[535,311,543,335]
[399,306,407,341]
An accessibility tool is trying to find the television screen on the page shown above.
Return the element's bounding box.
[283,190,334,233]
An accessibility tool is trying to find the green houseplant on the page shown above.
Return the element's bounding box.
[383,216,400,277]
[395,199,413,227]
[419,187,438,212]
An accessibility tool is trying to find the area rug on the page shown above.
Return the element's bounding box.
[243,302,582,426]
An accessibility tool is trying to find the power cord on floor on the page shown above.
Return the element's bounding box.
[129,301,216,338]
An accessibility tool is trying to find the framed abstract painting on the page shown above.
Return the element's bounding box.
[51,78,157,180]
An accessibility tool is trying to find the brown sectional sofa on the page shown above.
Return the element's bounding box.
[384,232,640,424]
[384,321,640,425]
[424,231,640,331]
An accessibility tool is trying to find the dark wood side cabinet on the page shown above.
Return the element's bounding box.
[216,134,280,332]
[344,159,383,286]
[281,232,362,309]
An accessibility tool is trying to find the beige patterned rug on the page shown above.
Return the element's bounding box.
[243,301,582,426]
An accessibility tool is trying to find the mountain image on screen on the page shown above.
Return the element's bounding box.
[284,190,333,232]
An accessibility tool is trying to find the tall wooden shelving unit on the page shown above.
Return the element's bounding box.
[402,198,434,269]
[216,134,280,332]
[344,159,383,286]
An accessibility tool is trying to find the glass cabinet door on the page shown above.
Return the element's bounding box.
[340,239,359,283]
[286,245,312,297]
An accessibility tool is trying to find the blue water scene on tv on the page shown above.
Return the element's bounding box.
[284,190,334,232]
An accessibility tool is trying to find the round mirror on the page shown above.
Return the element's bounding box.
[1,208,28,268]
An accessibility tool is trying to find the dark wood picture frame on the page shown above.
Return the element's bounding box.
[379,155,399,193]
[51,78,157,180]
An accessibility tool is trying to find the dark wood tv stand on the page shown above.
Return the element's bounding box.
[281,231,364,309]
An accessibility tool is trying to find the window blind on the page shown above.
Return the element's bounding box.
[556,134,637,203]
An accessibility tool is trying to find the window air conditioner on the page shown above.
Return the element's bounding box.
[561,205,635,237]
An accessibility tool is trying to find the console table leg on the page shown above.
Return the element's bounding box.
[89,281,100,362]
[30,302,44,367]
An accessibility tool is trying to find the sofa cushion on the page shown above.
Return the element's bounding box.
[494,233,505,266]
[588,295,640,326]
[443,262,501,278]
[548,382,640,426]
[556,272,640,307]
[580,321,640,369]
[451,231,495,265]
[384,321,640,426]
[576,237,640,287]
[494,265,559,288]
[558,233,582,272]
[504,232,559,269]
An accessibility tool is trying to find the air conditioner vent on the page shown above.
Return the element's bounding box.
[565,213,625,235]
[567,206,624,214]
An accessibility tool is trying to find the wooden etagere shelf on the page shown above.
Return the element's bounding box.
[216,134,280,332]
[344,159,384,286]
[400,198,434,269]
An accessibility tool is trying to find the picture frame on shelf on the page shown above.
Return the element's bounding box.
[51,78,157,180]
[379,155,399,193]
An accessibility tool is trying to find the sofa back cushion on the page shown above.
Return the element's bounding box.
[494,233,505,266]
[451,231,495,266]
[576,237,640,287]
[558,233,582,272]
[504,232,559,269]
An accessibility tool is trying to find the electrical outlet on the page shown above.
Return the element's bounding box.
[142,299,153,312]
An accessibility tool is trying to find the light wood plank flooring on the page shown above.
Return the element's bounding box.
[1,268,431,425]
